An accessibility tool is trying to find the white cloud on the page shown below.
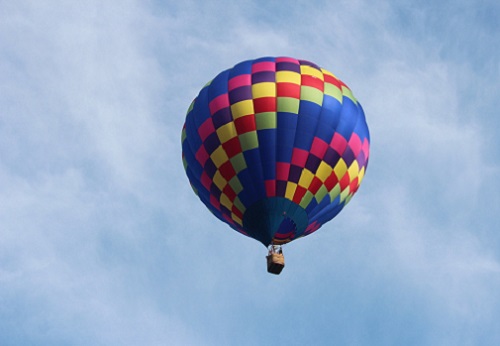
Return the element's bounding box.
[1,0,499,345]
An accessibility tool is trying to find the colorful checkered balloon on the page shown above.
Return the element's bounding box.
[182,57,370,246]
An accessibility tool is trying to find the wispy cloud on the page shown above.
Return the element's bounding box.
[1,0,499,345]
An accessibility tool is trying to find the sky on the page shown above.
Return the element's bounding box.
[1,0,499,345]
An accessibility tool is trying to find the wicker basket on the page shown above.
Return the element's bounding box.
[266,253,285,275]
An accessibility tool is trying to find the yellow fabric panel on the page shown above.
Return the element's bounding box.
[300,65,324,80]
[252,82,276,98]
[216,121,237,144]
[334,159,347,180]
[276,71,301,84]
[232,214,243,226]
[348,161,360,181]
[358,166,366,184]
[210,146,229,168]
[212,170,227,190]
[220,193,232,210]
[285,182,297,200]
[298,169,314,189]
[231,99,254,119]
[316,161,333,182]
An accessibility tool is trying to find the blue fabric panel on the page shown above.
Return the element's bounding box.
[182,140,202,178]
[184,113,202,151]
[258,128,277,180]
[194,176,211,206]
[310,196,344,227]
[254,56,275,63]
[192,86,211,128]
[353,104,370,142]
[295,100,321,150]
[304,197,318,214]
[276,112,298,163]
[183,108,204,181]
[235,182,254,208]
[307,194,333,221]
[230,60,253,76]
[295,117,319,150]
[184,93,206,164]
[208,69,230,100]
[315,95,342,143]
[185,169,198,192]
[236,168,258,208]
[242,148,266,200]
[335,98,359,141]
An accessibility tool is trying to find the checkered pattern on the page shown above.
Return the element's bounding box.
[182,57,370,245]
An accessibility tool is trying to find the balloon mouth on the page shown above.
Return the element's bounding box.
[242,197,309,246]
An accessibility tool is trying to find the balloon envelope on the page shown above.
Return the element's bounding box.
[182,57,370,246]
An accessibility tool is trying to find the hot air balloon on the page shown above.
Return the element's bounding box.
[181,57,370,274]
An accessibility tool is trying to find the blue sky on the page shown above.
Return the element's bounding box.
[1,1,499,345]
